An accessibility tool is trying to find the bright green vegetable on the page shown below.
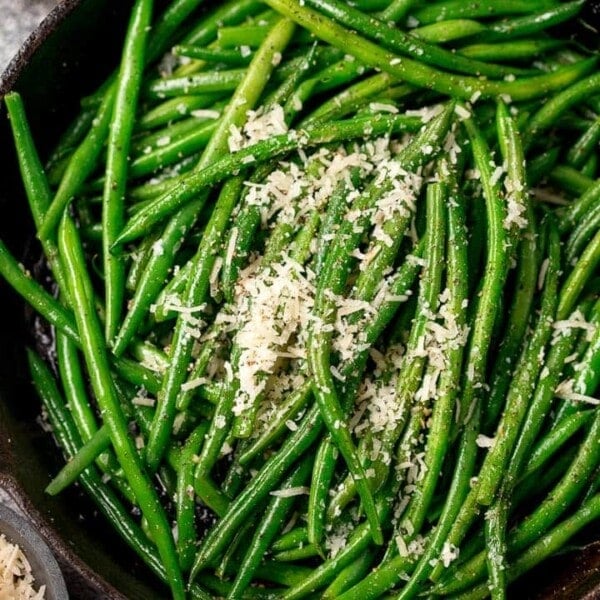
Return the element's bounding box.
[3,1,600,598]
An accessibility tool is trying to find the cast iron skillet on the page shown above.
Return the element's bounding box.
[1,1,600,599]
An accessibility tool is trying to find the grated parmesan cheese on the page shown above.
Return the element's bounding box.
[0,534,45,600]
[270,486,309,498]
[476,434,495,449]
[228,104,288,152]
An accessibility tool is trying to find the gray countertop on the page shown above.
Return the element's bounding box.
[0,0,59,72]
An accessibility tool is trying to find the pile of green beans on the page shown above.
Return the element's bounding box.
[2,0,600,598]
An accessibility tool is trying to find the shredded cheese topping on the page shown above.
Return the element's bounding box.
[0,534,45,600]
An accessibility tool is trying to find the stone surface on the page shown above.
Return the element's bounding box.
[0,0,59,72]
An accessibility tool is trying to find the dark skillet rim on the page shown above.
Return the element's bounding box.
[0,0,82,97]
[0,2,129,597]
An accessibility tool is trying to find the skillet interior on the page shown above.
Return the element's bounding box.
[0,1,600,598]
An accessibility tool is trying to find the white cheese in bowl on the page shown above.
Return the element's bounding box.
[0,533,45,599]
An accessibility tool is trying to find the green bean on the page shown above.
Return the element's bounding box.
[151,260,194,321]
[45,424,111,496]
[194,473,231,517]
[354,101,449,293]
[112,356,161,395]
[527,147,561,187]
[176,422,209,571]
[453,494,600,600]
[56,332,102,446]
[112,200,205,356]
[238,381,313,465]
[307,437,338,549]
[483,103,538,430]
[484,497,508,600]
[514,446,578,513]
[550,164,594,197]
[438,336,600,594]
[566,199,600,265]
[146,0,211,62]
[339,415,478,600]
[176,338,219,411]
[173,45,253,66]
[214,522,253,579]
[423,112,510,586]
[559,178,600,233]
[146,177,243,471]
[190,403,323,579]
[412,0,554,25]
[0,240,80,344]
[265,0,596,102]
[425,451,578,595]
[459,39,564,62]
[322,552,375,598]
[283,493,396,599]
[455,113,509,423]
[305,0,535,79]
[39,86,116,241]
[125,237,160,298]
[524,73,600,150]
[397,164,468,537]
[57,215,184,599]
[474,194,559,506]
[507,317,584,481]
[192,357,238,480]
[357,181,447,498]
[479,0,586,43]
[217,25,274,49]
[146,69,247,99]
[316,247,424,526]
[182,0,264,50]
[307,109,453,543]
[264,47,318,110]
[557,229,600,320]
[285,57,369,123]
[411,19,487,43]
[567,115,600,169]
[202,575,284,599]
[271,527,309,553]
[312,171,361,272]
[379,0,419,22]
[4,93,67,291]
[228,456,312,598]
[274,544,320,562]
[522,410,594,480]
[220,212,261,304]
[305,74,411,125]
[102,0,153,343]
[45,107,97,173]
[138,94,224,129]
[290,210,321,264]
[582,152,598,179]
[566,314,600,407]
[129,119,219,179]
[115,113,423,244]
